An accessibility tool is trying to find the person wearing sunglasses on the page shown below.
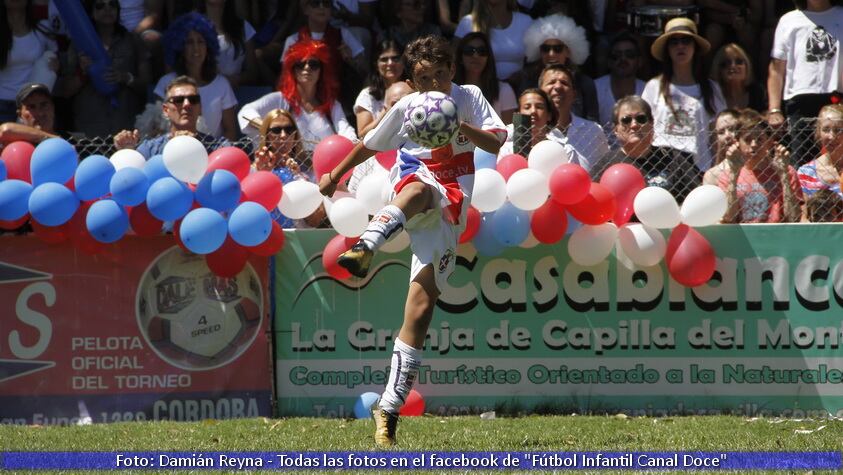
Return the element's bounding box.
[354,40,407,137]
[239,40,356,150]
[454,32,516,124]
[453,0,532,82]
[710,43,766,112]
[594,32,645,143]
[642,17,726,174]
[591,95,699,204]
[113,75,230,158]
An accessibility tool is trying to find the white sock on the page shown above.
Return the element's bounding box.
[379,338,422,415]
[359,205,405,252]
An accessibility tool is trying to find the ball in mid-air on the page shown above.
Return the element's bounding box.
[404,91,460,149]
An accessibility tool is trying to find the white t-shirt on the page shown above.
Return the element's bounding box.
[119,0,145,32]
[237,91,357,150]
[154,73,238,138]
[282,27,364,60]
[454,12,532,80]
[217,21,256,78]
[772,7,843,100]
[0,30,56,101]
[492,81,517,118]
[642,78,726,171]
[549,115,609,174]
[353,87,385,119]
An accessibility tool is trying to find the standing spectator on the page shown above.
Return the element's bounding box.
[380,0,442,50]
[195,0,258,87]
[497,87,557,157]
[453,0,532,81]
[768,0,843,164]
[711,43,767,111]
[797,104,843,198]
[642,18,726,172]
[698,0,761,59]
[0,0,56,123]
[455,32,516,123]
[238,40,356,150]
[703,108,741,185]
[355,40,406,137]
[539,63,609,173]
[519,13,599,122]
[594,32,645,144]
[153,12,238,141]
[0,83,59,145]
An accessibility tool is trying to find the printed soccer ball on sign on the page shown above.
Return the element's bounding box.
[404,91,460,149]
[136,247,263,370]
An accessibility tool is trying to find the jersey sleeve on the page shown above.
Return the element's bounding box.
[362,93,414,151]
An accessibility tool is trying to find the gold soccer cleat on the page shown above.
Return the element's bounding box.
[337,242,373,278]
[371,404,399,447]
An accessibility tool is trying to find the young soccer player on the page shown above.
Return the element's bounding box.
[318,35,506,447]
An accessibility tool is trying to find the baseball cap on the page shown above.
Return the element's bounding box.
[15,83,51,108]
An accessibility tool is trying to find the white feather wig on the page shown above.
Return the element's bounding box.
[523,14,590,65]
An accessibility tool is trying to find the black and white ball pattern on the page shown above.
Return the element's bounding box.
[404,91,460,149]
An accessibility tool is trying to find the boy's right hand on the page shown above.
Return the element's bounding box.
[319,173,337,197]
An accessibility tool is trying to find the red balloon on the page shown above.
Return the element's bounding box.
[322,233,352,280]
[374,150,397,170]
[399,389,424,416]
[459,206,481,243]
[599,163,645,226]
[0,215,29,230]
[67,203,105,255]
[207,147,251,180]
[313,135,355,183]
[567,183,616,225]
[249,220,286,256]
[241,171,282,211]
[666,224,716,287]
[530,200,568,244]
[129,203,163,236]
[1,141,35,183]
[172,219,190,252]
[549,163,591,205]
[32,219,68,244]
[496,154,528,182]
[206,237,249,278]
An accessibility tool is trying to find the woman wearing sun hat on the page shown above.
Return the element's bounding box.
[641,17,726,173]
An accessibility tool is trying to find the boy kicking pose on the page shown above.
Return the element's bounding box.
[318,35,505,447]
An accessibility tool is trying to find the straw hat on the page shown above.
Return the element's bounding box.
[650,17,710,62]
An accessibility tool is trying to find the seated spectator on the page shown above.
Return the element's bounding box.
[238,40,356,151]
[519,13,599,122]
[718,109,803,223]
[710,43,766,112]
[703,109,741,186]
[380,0,442,50]
[113,75,230,158]
[0,83,60,146]
[454,32,516,123]
[153,12,239,141]
[355,40,407,137]
[498,87,557,157]
[539,63,608,173]
[806,188,843,222]
[282,0,367,77]
[797,104,843,198]
[594,32,645,142]
[195,0,258,87]
[453,0,532,81]
[591,96,699,204]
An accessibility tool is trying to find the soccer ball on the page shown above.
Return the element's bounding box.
[404,91,460,149]
[136,247,263,370]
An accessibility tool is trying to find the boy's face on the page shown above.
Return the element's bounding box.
[409,60,454,95]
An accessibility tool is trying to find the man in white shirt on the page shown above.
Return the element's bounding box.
[594,33,645,136]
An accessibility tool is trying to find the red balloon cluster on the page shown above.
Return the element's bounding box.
[313,135,355,184]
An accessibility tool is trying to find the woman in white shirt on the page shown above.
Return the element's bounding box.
[453,0,531,81]
[238,39,356,151]
[454,31,516,124]
[354,39,406,137]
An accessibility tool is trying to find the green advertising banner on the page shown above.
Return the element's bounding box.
[274,225,843,418]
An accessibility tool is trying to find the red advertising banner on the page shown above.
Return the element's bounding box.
[0,236,272,425]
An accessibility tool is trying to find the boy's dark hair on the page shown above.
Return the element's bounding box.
[404,35,453,76]
[806,189,843,223]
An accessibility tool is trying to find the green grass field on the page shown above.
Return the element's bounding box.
[1,415,841,473]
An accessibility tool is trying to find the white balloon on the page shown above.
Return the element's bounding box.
[680,185,728,227]
[617,223,666,267]
[567,223,618,266]
[471,168,507,212]
[528,140,571,177]
[519,231,540,249]
[381,229,410,253]
[162,135,208,184]
[633,187,681,229]
[355,171,391,215]
[328,197,368,237]
[506,168,549,211]
[278,180,323,219]
[110,149,146,171]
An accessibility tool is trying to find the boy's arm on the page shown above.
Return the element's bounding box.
[319,141,377,197]
[459,122,503,155]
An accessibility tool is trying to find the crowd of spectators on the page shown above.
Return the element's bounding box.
[2,0,843,225]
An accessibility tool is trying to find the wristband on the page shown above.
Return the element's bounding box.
[329,171,338,184]
[768,109,784,115]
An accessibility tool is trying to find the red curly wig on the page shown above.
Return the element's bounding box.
[279,40,338,117]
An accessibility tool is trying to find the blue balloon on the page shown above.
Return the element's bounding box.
[0,179,33,221]
[143,155,173,183]
[74,155,114,201]
[491,202,530,247]
[353,392,380,419]
[0,159,6,181]
[31,138,78,186]
[474,148,497,171]
[53,1,118,96]
[86,199,128,243]
[196,169,241,211]
[473,212,505,257]
[228,201,271,246]
[179,208,227,254]
[110,167,149,206]
[566,212,582,235]
[28,183,79,226]
[146,177,193,221]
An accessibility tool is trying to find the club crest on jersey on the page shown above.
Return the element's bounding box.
[438,249,455,273]
[455,133,470,146]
